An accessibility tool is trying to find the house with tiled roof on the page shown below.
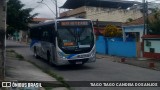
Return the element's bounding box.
[122,13,159,58]
[142,35,160,60]
[122,17,144,43]
[29,18,54,26]
[122,14,155,42]
[122,15,147,58]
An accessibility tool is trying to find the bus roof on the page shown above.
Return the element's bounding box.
[56,18,91,21]
[30,18,92,28]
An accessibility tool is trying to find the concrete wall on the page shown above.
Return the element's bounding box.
[143,39,160,59]
[85,6,143,22]
[108,40,136,57]
[96,36,107,54]
[60,6,86,18]
[60,6,143,22]
[96,36,136,57]
[144,40,160,53]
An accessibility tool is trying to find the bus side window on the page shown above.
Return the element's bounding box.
[38,27,42,41]
[42,30,49,42]
[31,28,39,40]
[49,25,56,44]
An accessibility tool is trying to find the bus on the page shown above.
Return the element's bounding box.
[29,18,96,65]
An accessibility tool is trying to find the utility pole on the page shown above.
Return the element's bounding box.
[0,0,6,81]
[143,0,147,35]
[146,1,148,35]
[52,0,58,18]
[55,0,58,18]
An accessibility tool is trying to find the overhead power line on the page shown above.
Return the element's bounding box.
[37,1,56,16]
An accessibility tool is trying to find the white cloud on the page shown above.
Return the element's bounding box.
[20,0,67,18]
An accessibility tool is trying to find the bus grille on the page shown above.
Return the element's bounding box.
[68,58,89,64]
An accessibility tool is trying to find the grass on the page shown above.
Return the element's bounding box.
[7,49,24,60]
[28,61,71,90]
[15,53,24,60]
[44,87,54,90]
[6,49,70,90]
[6,50,15,52]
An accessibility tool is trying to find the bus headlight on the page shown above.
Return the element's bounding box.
[58,52,67,60]
[60,56,67,60]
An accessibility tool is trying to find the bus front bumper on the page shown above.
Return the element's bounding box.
[56,55,96,65]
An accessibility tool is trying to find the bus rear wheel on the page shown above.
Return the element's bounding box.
[47,52,52,65]
[34,47,39,59]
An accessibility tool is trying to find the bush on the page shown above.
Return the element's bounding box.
[102,25,122,37]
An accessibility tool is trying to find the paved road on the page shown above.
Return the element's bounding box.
[6,40,160,90]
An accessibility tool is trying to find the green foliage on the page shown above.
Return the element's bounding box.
[6,26,15,35]
[102,25,122,37]
[16,53,24,60]
[127,18,133,22]
[7,0,38,34]
[148,8,160,34]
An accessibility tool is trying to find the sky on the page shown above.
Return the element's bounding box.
[20,0,67,18]
[20,0,160,18]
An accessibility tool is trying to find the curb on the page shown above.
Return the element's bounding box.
[6,50,70,90]
[96,54,160,71]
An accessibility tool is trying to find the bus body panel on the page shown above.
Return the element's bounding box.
[30,18,96,65]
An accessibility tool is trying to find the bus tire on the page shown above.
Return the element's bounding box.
[34,47,39,59]
[47,52,52,65]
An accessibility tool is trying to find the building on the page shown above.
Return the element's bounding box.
[29,18,54,26]
[122,17,144,58]
[122,17,144,42]
[122,13,157,58]
[142,35,160,60]
[60,0,143,23]
[122,13,155,42]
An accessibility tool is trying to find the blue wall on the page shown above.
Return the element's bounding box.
[96,36,107,54]
[108,41,136,57]
[96,36,136,57]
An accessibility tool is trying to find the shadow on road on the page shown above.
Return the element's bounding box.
[31,55,94,71]
[6,45,28,48]
[55,64,94,71]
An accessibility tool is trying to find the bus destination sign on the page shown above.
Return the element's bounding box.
[60,21,89,26]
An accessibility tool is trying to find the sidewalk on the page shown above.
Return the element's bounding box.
[96,54,160,71]
[5,50,68,90]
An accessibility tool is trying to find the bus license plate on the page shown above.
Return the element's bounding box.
[76,61,82,64]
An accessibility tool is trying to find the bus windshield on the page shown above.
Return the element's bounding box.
[57,21,94,53]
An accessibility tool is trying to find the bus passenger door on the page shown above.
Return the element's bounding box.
[41,30,50,59]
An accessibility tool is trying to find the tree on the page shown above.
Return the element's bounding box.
[102,25,122,37]
[7,0,38,35]
[148,8,160,34]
